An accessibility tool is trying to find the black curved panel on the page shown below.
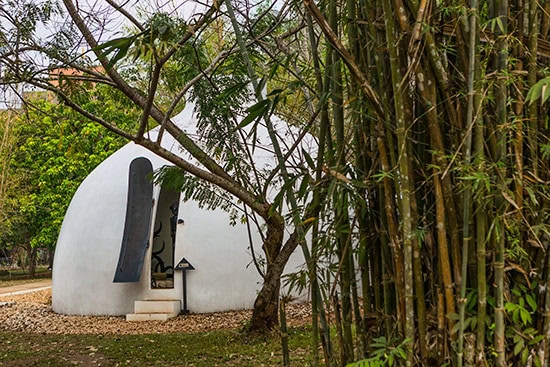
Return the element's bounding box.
[113,157,154,283]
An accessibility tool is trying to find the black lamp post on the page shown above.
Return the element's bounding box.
[174,257,195,314]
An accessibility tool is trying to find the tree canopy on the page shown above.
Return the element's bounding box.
[0,87,139,271]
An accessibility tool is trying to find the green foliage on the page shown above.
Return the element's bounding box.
[346,337,409,367]
[96,12,207,116]
[1,92,135,251]
[526,76,550,105]
[188,76,268,192]
[504,297,533,327]
[504,281,543,366]
[153,166,236,214]
[96,12,192,67]
[0,0,59,45]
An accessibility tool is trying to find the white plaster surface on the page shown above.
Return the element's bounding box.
[52,143,170,315]
[53,99,310,316]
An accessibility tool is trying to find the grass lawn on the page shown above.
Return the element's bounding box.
[0,328,313,366]
[0,268,314,366]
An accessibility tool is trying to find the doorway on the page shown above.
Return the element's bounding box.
[151,188,180,289]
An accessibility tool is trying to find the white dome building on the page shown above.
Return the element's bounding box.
[52,99,311,319]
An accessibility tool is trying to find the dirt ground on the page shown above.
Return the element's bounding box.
[0,287,311,335]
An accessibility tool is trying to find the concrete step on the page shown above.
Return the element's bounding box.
[134,300,181,314]
[126,312,179,321]
[125,299,181,321]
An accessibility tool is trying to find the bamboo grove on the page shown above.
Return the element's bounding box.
[0,0,549,366]
[292,0,550,365]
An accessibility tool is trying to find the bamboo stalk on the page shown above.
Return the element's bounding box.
[493,0,509,365]
[408,148,428,363]
[527,0,540,177]
[457,1,479,365]
[327,0,355,361]
[279,297,290,367]
[475,194,488,363]
[377,135,406,337]
[434,173,457,334]
[437,289,446,363]
[380,0,415,363]
[306,12,321,367]
[544,232,550,365]
[344,0,369,355]
[473,30,487,362]
[414,51,453,363]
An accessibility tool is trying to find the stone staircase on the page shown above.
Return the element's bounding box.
[126,300,181,321]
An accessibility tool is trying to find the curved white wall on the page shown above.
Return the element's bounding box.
[52,144,169,315]
[52,140,298,315]
[53,100,310,316]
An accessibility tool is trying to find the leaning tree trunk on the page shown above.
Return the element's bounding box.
[248,212,286,331]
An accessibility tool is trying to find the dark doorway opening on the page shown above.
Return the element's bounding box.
[151,188,180,289]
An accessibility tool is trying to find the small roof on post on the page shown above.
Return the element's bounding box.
[175,257,195,271]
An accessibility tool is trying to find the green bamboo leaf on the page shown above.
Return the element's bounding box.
[219,81,248,100]
[451,322,461,335]
[267,88,284,97]
[447,313,460,321]
[268,61,280,78]
[93,36,132,52]
[526,294,537,311]
[236,99,270,130]
[521,347,529,364]
[93,35,141,70]
[302,149,315,170]
[542,84,550,105]
[513,339,524,356]
[513,309,519,324]
[529,335,544,345]
[370,336,387,347]
[297,174,310,199]
[268,176,298,216]
[106,47,130,69]
[526,77,550,105]
[396,348,407,359]
[520,309,532,325]
[526,81,543,103]
[470,316,477,329]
